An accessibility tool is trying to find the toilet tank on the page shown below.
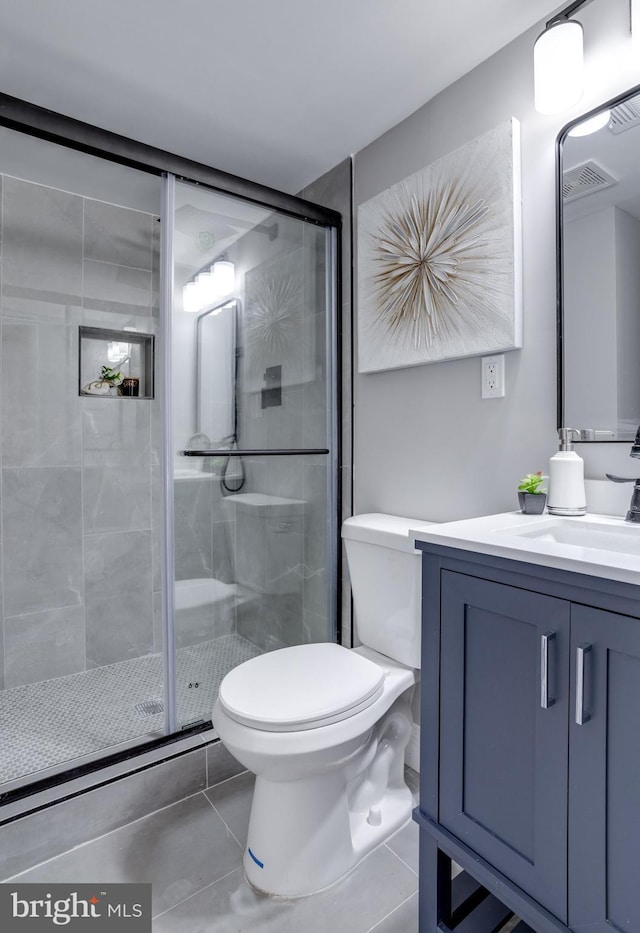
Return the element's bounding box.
[342,513,435,669]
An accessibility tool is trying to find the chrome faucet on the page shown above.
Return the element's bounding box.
[606,426,640,523]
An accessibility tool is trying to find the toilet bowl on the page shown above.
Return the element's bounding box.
[213,513,432,897]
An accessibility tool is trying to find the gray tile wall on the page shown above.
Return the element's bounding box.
[0,175,161,691]
[221,195,343,651]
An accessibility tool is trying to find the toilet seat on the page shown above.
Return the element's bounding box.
[218,643,385,732]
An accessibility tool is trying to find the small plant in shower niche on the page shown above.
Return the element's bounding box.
[82,364,123,396]
[100,365,123,386]
[517,471,547,515]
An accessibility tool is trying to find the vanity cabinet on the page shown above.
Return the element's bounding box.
[439,572,569,921]
[567,604,640,933]
[416,545,640,933]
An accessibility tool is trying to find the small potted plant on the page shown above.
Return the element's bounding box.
[518,472,547,514]
[83,365,123,396]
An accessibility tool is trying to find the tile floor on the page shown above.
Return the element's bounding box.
[7,769,421,932]
[0,634,260,786]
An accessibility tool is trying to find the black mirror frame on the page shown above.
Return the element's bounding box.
[556,82,640,440]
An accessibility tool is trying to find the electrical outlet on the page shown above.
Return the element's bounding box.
[481,354,505,399]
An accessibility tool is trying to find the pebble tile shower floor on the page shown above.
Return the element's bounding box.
[0,634,260,785]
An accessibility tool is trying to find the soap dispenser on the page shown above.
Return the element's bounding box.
[547,428,586,516]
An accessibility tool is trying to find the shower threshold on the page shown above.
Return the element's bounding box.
[0,633,260,789]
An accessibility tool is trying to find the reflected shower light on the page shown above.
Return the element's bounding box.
[107,341,130,363]
[212,259,235,297]
[211,300,236,317]
[196,271,216,306]
[568,110,611,137]
[182,259,236,313]
[183,280,200,313]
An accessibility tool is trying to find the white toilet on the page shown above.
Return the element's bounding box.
[213,513,430,897]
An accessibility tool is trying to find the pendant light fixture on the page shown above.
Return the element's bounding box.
[534,0,596,115]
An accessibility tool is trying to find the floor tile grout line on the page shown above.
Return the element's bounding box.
[4,766,249,882]
[2,788,214,883]
[204,768,249,794]
[383,842,418,877]
[202,791,245,850]
[364,890,417,933]
[151,865,243,922]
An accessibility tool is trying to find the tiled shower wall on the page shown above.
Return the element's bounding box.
[227,210,332,651]
[0,174,162,690]
[207,158,351,654]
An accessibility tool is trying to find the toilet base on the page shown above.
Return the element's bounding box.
[243,774,413,898]
[242,696,414,897]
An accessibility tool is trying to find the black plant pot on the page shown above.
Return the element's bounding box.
[518,491,547,514]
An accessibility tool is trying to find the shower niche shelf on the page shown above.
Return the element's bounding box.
[79,326,155,399]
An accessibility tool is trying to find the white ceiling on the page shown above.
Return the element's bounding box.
[0,0,562,194]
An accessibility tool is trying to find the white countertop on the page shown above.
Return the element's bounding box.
[411,511,640,587]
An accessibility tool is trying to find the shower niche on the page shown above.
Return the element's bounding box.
[79,326,155,399]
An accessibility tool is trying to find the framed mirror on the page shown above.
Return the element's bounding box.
[558,84,640,441]
[196,298,237,444]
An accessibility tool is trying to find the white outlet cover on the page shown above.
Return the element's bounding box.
[481,354,505,398]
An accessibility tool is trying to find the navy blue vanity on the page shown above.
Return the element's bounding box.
[414,526,640,933]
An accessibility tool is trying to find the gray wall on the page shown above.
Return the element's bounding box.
[352,0,639,522]
[298,158,353,648]
[615,208,640,425]
[0,172,162,690]
[564,207,618,430]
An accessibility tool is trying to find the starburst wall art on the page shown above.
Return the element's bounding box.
[357,118,522,372]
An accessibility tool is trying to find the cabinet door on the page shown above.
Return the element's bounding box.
[439,571,570,922]
[569,604,640,932]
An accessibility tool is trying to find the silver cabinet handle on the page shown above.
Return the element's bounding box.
[541,632,556,709]
[576,643,593,725]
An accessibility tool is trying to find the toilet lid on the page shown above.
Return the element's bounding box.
[218,643,385,732]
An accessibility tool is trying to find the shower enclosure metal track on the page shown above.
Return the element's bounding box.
[182,448,330,457]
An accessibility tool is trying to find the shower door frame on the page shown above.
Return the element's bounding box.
[0,92,342,804]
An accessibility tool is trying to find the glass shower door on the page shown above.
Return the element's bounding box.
[0,108,338,796]
[167,178,337,730]
[0,124,165,791]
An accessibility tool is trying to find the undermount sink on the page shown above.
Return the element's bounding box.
[411,511,640,586]
[505,515,640,557]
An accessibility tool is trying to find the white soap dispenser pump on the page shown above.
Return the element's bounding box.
[547,428,586,516]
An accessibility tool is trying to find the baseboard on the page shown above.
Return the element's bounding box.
[405,723,420,773]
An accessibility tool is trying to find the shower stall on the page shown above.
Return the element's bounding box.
[0,100,339,795]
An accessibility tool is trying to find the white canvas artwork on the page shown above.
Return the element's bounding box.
[243,246,315,392]
[357,118,522,373]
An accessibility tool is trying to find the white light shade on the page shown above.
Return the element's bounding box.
[212,259,235,297]
[534,20,584,115]
[568,109,611,137]
[183,260,236,313]
[196,271,217,306]
[182,280,200,313]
